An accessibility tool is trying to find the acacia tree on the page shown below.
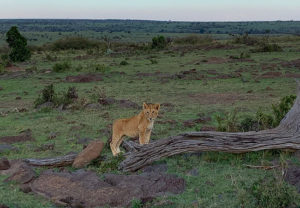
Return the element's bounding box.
[6,26,31,62]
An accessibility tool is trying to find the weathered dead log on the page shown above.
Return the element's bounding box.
[24,153,77,167]
[119,83,300,172]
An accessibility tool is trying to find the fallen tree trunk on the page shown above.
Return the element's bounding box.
[119,83,300,172]
[24,153,77,167]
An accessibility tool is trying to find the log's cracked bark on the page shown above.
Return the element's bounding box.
[24,153,77,167]
[119,83,300,172]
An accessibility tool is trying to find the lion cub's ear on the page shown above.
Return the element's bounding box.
[143,102,148,109]
[154,103,160,111]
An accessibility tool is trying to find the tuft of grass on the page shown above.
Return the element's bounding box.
[52,61,71,72]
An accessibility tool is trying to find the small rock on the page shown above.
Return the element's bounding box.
[15,96,22,100]
[48,132,57,140]
[72,140,104,168]
[36,102,54,109]
[0,158,10,170]
[85,103,101,110]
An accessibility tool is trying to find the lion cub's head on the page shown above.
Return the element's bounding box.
[143,103,160,122]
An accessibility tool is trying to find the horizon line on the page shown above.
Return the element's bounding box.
[0,18,300,23]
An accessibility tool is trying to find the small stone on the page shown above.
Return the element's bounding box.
[0,158,10,170]
[15,96,22,100]
[48,132,57,140]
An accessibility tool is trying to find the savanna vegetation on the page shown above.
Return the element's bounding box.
[1,21,300,207]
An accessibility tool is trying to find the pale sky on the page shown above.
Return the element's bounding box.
[0,0,299,21]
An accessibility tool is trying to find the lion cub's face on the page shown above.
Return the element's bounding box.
[143,103,160,122]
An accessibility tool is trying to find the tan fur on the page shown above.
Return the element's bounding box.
[110,103,160,156]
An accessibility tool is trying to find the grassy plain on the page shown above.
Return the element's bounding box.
[1,33,300,207]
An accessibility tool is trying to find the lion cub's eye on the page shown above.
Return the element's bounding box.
[152,111,155,113]
[147,112,149,114]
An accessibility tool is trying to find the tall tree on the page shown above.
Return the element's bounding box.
[6,26,31,62]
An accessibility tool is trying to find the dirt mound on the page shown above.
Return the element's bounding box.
[189,93,254,105]
[5,65,25,72]
[285,73,300,78]
[204,57,228,64]
[260,71,283,78]
[65,74,103,83]
[280,59,300,69]
[31,170,185,207]
[1,160,36,184]
[0,129,35,144]
[183,116,211,128]
[98,97,139,109]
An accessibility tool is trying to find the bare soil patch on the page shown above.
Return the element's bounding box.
[189,93,256,105]
[31,170,185,207]
[65,74,103,83]
[260,71,283,78]
[0,129,35,144]
[280,59,300,69]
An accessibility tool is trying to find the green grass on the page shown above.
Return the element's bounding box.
[1,34,300,207]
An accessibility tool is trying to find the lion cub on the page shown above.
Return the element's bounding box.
[110,103,160,156]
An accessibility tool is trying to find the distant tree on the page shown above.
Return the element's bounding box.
[6,26,31,62]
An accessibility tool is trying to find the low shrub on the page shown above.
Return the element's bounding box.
[251,43,283,53]
[52,61,71,72]
[94,64,110,73]
[174,35,213,45]
[151,35,167,49]
[50,36,104,51]
[215,108,239,132]
[34,85,78,108]
[120,60,129,66]
[232,33,260,46]
[251,176,299,208]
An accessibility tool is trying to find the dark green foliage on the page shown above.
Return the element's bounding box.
[215,109,239,132]
[34,84,77,108]
[50,36,104,51]
[52,61,71,72]
[174,35,213,45]
[120,60,129,66]
[131,199,143,208]
[6,26,31,62]
[239,116,258,132]
[251,176,299,208]
[150,59,158,64]
[0,54,10,67]
[151,35,167,49]
[272,95,296,126]
[96,153,124,173]
[94,64,110,73]
[34,84,55,107]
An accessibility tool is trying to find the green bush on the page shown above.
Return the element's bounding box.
[34,85,78,108]
[215,109,239,132]
[251,176,299,208]
[151,35,167,49]
[0,63,6,74]
[6,26,31,62]
[251,43,283,53]
[272,95,296,126]
[50,36,104,51]
[120,60,129,66]
[52,62,71,72]
[34,84,55,107]
[94,64,110,73]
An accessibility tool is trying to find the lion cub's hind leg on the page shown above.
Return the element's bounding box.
[110,120,125,156]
